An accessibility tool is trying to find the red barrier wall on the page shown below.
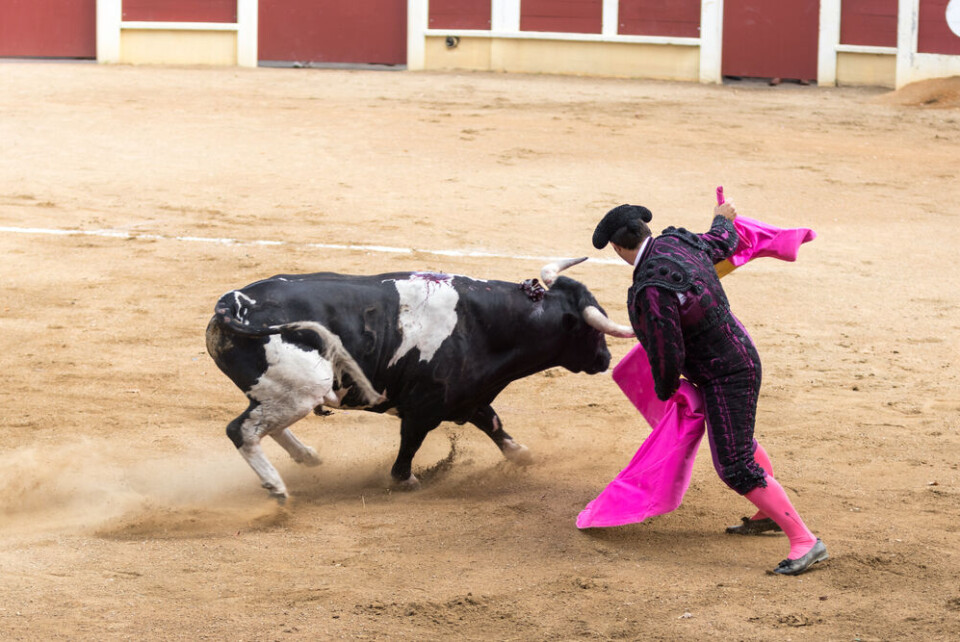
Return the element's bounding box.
[259,0,407,65]
[520,0,602,34]
[430,0,491,30]
[722,0,819,81]
[840,0,898,47]
[618,0,700,38]
[122,0,237,23]
[0,0,96,58]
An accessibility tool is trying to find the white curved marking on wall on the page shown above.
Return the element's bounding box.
[948,0,960,38]
[388,274,459,367]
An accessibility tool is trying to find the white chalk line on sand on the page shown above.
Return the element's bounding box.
[0,225,622,266]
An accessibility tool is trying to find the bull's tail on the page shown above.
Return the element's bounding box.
[211,309,384,407]
[286,321,385,407]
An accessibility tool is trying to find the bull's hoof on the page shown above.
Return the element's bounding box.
[392,474,421,492]
[295,447,323,468]
[502,441,534,466]
[262,482,289,504]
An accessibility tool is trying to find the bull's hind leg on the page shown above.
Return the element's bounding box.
[469,405,533,466]
[227,399,316,502]
[226,334,337,500]
[272,428,322,467]
[227,402,288,501]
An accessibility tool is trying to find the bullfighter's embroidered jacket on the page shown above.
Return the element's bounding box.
[627,215,741,401]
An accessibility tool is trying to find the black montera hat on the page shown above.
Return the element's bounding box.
[592,204,653,249]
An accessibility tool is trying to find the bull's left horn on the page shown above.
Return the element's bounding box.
[540,257,588,288]
[582,305,635,338]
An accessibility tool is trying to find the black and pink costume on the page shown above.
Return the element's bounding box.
[627,215,767,495]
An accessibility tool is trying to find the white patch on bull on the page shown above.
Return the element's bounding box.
[387,273,459,367]
[248,335,336,415]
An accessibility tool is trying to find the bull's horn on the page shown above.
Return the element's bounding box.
[582,305,635,338]
[540,257,588,288]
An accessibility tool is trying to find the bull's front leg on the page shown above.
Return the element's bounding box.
[468,405,533,466]
[390,418,437,491]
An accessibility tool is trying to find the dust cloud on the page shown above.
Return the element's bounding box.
[0,432,463,540]
[0,438,281,539]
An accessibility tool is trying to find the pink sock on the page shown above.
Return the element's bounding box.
[748,442,774,520]
[745,475,818,560]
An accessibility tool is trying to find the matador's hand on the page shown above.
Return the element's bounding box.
[715,201,737,221]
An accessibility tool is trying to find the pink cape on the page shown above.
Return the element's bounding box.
[727,215,816,267]
[576,216,815,529]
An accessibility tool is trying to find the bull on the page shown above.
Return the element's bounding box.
[205,258,633,501]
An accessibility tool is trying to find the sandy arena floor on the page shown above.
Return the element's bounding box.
[1,62,959,640]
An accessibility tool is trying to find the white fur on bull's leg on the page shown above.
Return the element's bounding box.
[239,439,289,501]
[231,404,299,501]
[394,474,421,491]
[272,428,322,467]
[501,438,534,466]
[467,405,534,466]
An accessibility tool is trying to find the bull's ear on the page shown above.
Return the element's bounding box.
[561,312,579,332]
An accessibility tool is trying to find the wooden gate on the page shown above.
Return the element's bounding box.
[721,0,820,81]
[258,0,407,65]
[0,0,96,58]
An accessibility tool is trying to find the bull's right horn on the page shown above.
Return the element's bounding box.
[582,305,635,338]
[540,257,588,288]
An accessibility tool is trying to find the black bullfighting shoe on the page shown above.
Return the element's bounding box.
[725,516,783,535]
[773,539,829,576]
